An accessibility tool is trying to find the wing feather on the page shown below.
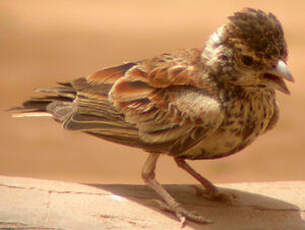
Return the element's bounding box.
[107,50,224,152]
[18,50,224,155]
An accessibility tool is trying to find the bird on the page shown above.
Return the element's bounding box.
[12,8,294,224]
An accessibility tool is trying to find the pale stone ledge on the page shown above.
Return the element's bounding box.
[0,176,304,230]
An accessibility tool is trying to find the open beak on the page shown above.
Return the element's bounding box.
[263,60,294,94]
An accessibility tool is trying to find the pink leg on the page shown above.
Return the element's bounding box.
[175,158,231,201]
[142,153,211,224]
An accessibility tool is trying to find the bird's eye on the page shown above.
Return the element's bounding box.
[241,55,254,66]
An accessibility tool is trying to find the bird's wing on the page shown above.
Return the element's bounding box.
[63,63,139,137]
[63,49,225,154]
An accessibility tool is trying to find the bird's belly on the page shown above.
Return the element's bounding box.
[177,99,275,159]
[189,131,248,159]
[178,111,272,159]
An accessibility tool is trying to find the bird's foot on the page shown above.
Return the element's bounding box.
[151,199,212,226]
[191,185,236,203]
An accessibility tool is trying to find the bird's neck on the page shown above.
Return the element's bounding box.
[201,25,237,80]
[202,25,227,62]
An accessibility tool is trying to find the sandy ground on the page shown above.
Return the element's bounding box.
[1,0,304,185]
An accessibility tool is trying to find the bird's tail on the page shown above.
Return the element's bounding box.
[11,82,76,123]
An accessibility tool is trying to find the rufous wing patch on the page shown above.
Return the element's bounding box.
[110,67,153,102]
[88,62,137,84]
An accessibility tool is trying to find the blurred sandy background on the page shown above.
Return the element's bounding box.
[1,0,304,185]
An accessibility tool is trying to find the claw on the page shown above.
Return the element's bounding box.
[151,198,212,225]
[178,215,186,228]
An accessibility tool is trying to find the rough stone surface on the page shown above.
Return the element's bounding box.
[0,176,304,230]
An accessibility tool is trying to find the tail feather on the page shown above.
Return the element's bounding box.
[10,64,160,151]
[35,85,75,99]
[11,82,76,122]
[12,112,53,118]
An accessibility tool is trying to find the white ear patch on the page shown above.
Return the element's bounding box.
[202,25,225,60]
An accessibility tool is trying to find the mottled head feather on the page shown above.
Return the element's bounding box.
[226,8,287,59]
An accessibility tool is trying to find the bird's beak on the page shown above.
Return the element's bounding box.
[263,60,294,94]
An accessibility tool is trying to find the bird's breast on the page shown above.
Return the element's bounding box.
[178,89,276,159]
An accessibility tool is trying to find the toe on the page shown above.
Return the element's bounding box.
[175,206,213,224]
[150,198,212,224]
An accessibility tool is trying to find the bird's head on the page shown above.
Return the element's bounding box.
[203,8,294,94]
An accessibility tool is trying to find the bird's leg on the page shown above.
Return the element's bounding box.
[175,158,233,202]
[142,153,211,224]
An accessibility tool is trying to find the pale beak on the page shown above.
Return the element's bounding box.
[263,60,294,94]
[271,60,294,82]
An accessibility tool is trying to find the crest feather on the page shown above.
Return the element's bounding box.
[227,8,287,59]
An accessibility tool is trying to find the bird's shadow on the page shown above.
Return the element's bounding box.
[86,183,305,229]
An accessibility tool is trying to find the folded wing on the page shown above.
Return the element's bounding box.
[13,49,225,155]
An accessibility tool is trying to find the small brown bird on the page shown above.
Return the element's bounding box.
[12,8,293,224]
